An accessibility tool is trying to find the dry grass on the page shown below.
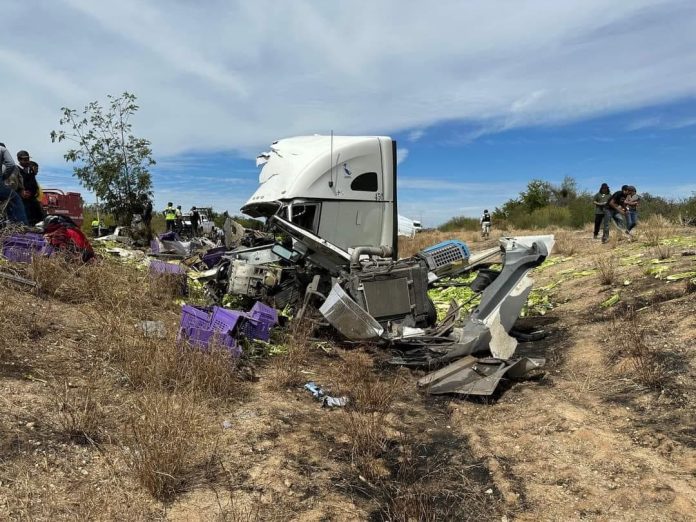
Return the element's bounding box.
[266,321,313,389]
[606,309,669,390]
[594,255,617,285]
[651,243,673,260]
[398,229,483,258]
[554,230,577,256]
[330,349,407,413]
[107,320,247,400]
[641,214,675,247]
[125,392,204,500]
[53,384,105,445]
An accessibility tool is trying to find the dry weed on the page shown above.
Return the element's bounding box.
[651,243,673,260]
[398,229,481,258]
[339,411,387,464]
[126,392,203,500]
[108,321,245,399]
[606,310,668,390]
[53,384,104,445]
[214,492,262,521]
[554,230,577,256]
[641,214,674,246]
[267,321,312,389]
[30,255,179,318]
[332,350,405,413]
[594,255,617,285]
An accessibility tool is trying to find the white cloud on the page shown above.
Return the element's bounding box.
[0,0,693,162]
[396,148,409,165]
[407,129,426,142]
[1,0,696,218]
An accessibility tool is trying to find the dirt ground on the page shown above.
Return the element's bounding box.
[1,224,695,520]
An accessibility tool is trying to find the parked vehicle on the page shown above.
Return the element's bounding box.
[181,207,215,237]
[40,189,84,226]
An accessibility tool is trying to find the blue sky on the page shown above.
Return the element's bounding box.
[2,0,695,225]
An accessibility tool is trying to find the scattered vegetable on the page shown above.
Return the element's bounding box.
[601,294,620,308]
[665,271,696,281]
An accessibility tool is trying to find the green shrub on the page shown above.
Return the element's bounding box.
[438,216,480,232]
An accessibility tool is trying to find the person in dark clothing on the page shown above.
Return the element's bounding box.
[17,152,45,226]
[604,185,631,243]
[0,142,29,225]
[190,206,200,237]
[142,195,153,240]
[592,183,611,240]
[142,197,153,225]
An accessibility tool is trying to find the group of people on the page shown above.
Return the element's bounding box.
[593,183,640,243]
[1,143,44,226]
[163,202,201,236]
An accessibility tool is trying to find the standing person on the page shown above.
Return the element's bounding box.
[480,209,492,238]
[141,194,153,240]
[604,185,631,243]
[17,152,45,226]
[624,186,640,231]
[592,183,611,240]
[190,206,200,237]
[0,142,29,225]
[175,205,183,233]
[163,202,176,232]
[91,217,102,237]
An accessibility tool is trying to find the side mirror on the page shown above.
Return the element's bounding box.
[272,243,302,263]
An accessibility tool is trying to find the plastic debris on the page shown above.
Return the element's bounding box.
[303,381,349,408]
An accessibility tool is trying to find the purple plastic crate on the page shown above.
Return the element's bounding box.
[150,260,188,295]
[158,231,180,241]
[180,326,241,357]
[201,246,227,268]
[210,306,246,334]
[238,317,272,342]
[180,305,211,331]
[2,233,46,263]
[149,260,186,274]
[249,301,278,325]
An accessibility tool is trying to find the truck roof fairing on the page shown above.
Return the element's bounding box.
[242,135,394,217]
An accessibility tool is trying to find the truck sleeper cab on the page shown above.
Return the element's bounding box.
[241,135,398,258]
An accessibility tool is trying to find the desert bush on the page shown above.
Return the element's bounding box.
[266,321,312,389]
[109,322,245,399]
[340,411,388,471]
[508,205,573,229]
[651,243,673,260]
[641,214,674,246]
[438,215,480,232]
[53,384,104,445]
[553,230,577,256]
[126,392,202,500]
[594,255,617,285]
[606,310,668,390]
[332,350,405,413]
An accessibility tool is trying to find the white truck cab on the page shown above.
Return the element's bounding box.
[242,135,398,257]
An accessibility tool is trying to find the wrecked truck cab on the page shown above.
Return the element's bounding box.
[241,135,398,257]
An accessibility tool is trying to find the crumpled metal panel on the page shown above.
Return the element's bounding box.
[319,284,384,340]
[419,357,545,396]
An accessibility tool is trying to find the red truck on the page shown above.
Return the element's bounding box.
[40,189,84,226]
